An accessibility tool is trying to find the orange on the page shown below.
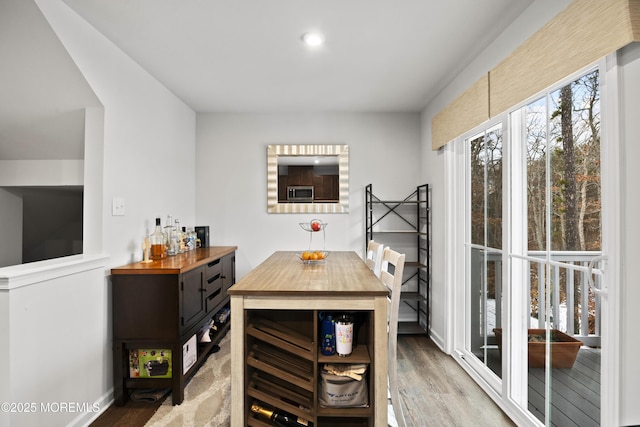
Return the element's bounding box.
[301,251,311,260]
[315,251,324,260]
[309,252,319,261]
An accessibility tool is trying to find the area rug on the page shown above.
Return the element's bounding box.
[143,333,398,426]
[144,334,231,427]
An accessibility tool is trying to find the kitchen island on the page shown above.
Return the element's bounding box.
[228,251,389,426]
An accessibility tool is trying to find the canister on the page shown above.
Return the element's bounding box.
[335,314,354,356]
[319,312,336,356]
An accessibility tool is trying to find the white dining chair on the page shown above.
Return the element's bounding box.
[365,240,385,277]
[379,247,406,427]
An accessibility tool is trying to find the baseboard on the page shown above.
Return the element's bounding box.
[67,388,114,427]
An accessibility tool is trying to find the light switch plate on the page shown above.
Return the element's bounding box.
[112,197,125,216]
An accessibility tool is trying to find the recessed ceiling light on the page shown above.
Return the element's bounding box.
[301,32,324,47]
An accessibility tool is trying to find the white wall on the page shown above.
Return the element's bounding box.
[195,113,421,279]
[0,1,198,425]
[0,160,83,187]
[0,260,107,427]
[34,0,197,267]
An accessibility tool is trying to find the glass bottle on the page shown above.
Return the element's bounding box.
[164,215,175,256]
[182,227,189,251]
[150,218,166,260]
[250,402,312,427]
[188,228,197,251]
[174,219,184,253]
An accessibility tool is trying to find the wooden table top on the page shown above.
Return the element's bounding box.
[110,246,237,275]
[228,251,388,297]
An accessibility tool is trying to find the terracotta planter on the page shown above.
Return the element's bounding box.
[493,328,583,369]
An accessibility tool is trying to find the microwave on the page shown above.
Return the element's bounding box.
[287,186,314,202]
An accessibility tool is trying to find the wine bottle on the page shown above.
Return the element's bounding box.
[250,402,312,427]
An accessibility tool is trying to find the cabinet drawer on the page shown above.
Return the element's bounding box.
[204,272,224,313]
[204,258,222,279]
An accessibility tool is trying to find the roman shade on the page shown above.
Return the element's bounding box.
[431,74,489,152]
[432,0,640,150]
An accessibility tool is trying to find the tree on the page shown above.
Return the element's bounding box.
[560,84,579,251]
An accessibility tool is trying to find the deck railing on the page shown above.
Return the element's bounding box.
[527,251,602,347]
[479,250,602,347]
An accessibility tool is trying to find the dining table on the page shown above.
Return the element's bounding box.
[228,250,389,426]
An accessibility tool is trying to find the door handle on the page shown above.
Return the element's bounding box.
[587,255,608,298]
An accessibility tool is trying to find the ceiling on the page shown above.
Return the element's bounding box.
[1,0,534,161]
[61,0,533,113]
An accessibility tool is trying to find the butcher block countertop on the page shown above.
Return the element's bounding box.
[110,246,237,275]
[227,250,388,297]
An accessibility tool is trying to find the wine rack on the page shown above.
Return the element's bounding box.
[244,310,374,427]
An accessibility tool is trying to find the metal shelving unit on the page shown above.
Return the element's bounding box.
[365,183,430,335]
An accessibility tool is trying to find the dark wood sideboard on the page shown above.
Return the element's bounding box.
[111,246,237,405]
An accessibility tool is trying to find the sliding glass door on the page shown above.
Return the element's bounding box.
[459,67,604,426]
[516,69,602,427]
[467,124,503,380]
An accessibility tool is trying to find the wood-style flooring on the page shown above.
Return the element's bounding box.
[397,335,515,427]
[90,399,161,427]
[91,334,514,427]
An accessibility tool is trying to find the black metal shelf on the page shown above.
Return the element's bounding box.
[365,183,430,336]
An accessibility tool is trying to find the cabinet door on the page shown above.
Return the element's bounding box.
[181,267,205,332]
[222,253,235,292]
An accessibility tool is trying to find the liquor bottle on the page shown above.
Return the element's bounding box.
[174,219,184,253]
[187,228,197,251]
[183,227,195,251]
[149,218,166,260]
[182,227,190,251]
[164,215,176,256]
[250,402,312,427]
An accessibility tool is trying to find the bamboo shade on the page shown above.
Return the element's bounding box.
[490,0,640,117]
[432,74,489,150]
[431,0,640,150]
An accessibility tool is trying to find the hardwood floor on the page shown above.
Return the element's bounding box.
[91,334,514,426]
[397,335,515,427]
[90,400,161,427]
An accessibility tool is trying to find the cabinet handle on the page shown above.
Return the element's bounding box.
[207,274,221,284]
[207,259,220,267]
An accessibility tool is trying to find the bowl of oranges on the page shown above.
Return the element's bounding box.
[297,250,329,264]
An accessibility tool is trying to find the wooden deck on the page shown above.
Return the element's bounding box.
[486,346,601,426]
[528,347,601,427]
